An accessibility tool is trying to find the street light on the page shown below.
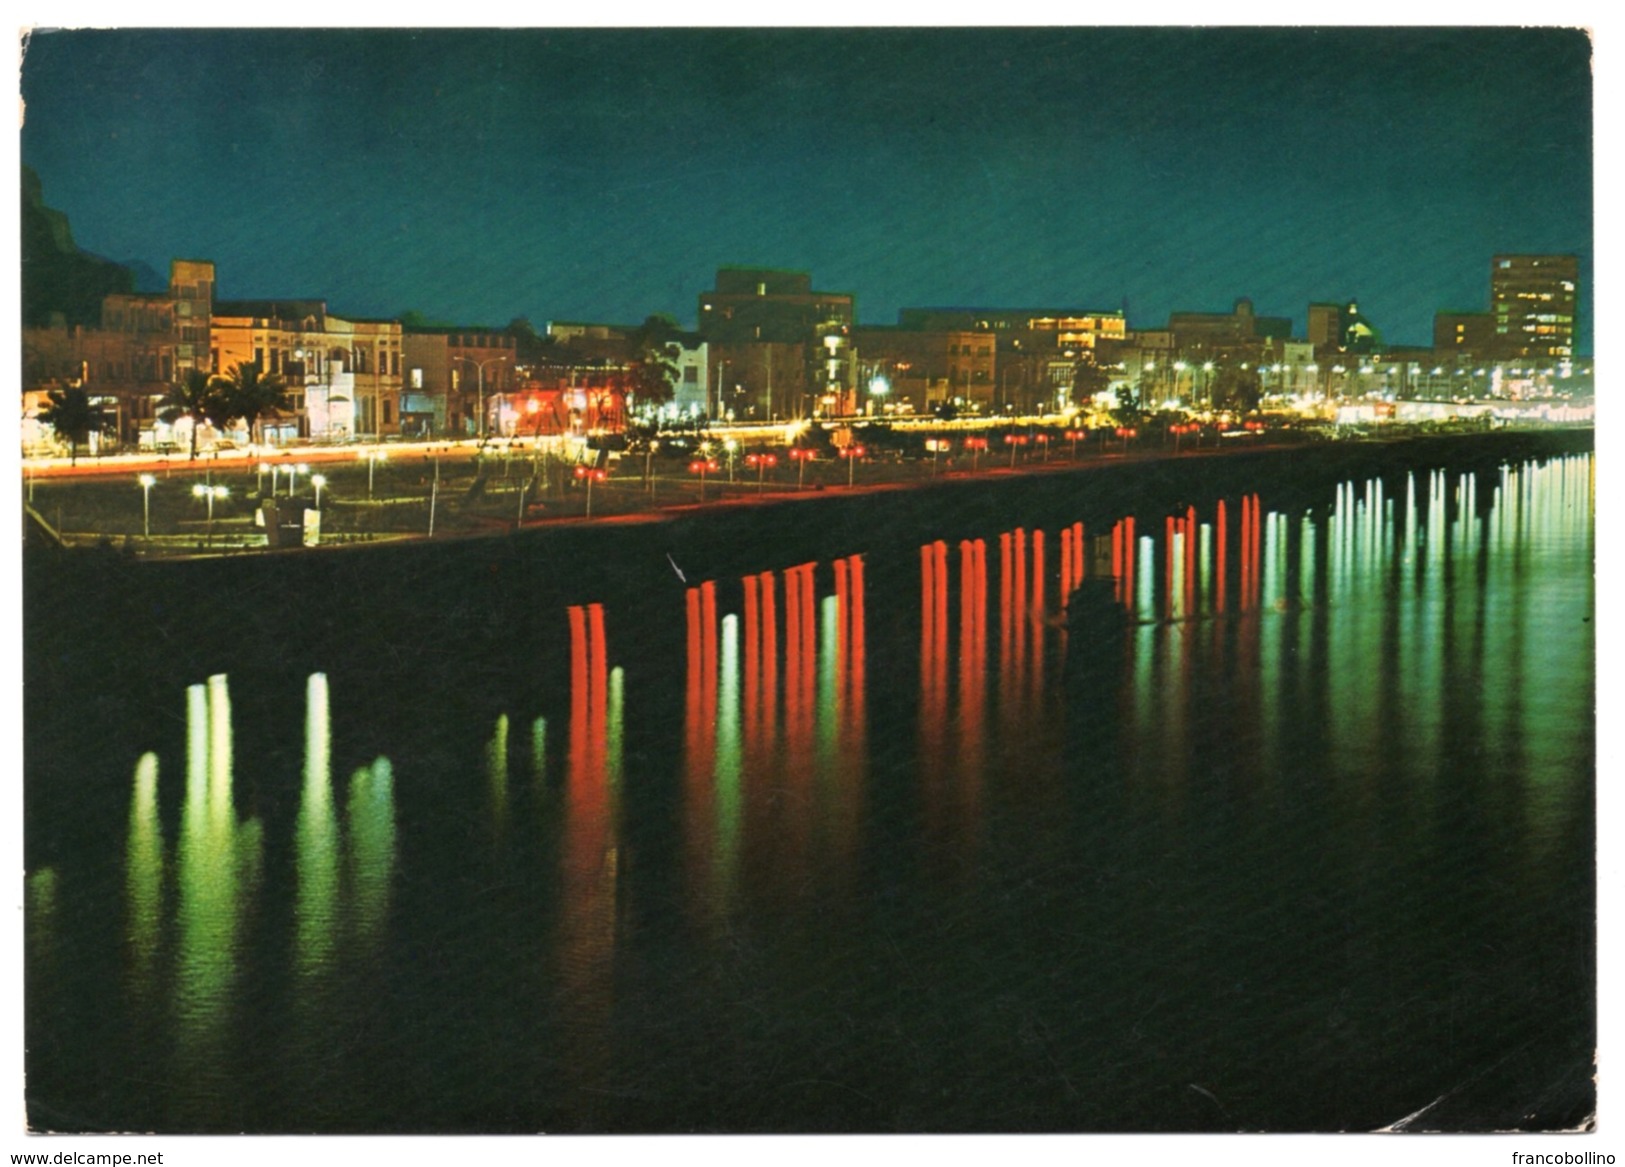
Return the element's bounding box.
[840,443,866,487]
[689,458,719,502]
[290,463,310,498]
[574,464,608,517]
[453,354,514,441]
[724,437,738,482]
[787,446,815,490]
[311,473,327,508]
[1065,428,1087,459]
[964,435,988,471]
[192,482,228,544]
[360,449,387,498]
[745,451,778,491]
[138,473,155,537]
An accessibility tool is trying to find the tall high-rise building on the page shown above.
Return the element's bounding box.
[1490,254,1578,362]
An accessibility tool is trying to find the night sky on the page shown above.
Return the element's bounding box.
[18,27,1593,350]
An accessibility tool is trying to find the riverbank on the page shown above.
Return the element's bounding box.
[21,424,1594,560]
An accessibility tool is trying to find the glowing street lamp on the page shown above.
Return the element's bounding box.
[1033,432,1052,461]
[311,473,327,508]
[787,446,815,490]
[360,449,387,498]
[689,457,719,502]
[289,463,310,498]
[453,354,513,441]
[1065,428,1087,459]
[840,443,867,487]
[963,435,988,472]
[724,437,739,482]
[745,451,778,492]
[192,482,228,544]
[138,473,156,537]
[1007,432,1030,468]
[573,464,608,518]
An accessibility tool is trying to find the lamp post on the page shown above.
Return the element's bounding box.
[454,354,513,441]
[311,473,327,508]
[689,458,718,502]
[745,451,777,492]
[724,438,738,482]
[360,449,386,498]
[1065,428,1086,460]
[841,443,866,487]
[192,482,227,545]
[964,435,987,471]
[788,446,814,490]
[574,464,607,517]
[290,463,309,498]
[138,473,155,537]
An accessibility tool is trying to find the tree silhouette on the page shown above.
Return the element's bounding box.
[38,386,103,465]
[218,361,290,446]
[624,315,681,406]
[1070,357,1111,407]
[158,368,225,460]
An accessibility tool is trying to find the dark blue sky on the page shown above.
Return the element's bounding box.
[20,27,1593,349]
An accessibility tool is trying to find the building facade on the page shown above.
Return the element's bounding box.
[1490,254,1578,363]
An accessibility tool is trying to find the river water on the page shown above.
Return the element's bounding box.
[24,447,1595,1133]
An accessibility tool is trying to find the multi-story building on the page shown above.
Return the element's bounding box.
[698,268,854,418]
[1490,254,1578,363]
[852,326,997,414]
[1433,311,1498,362]
[402,327,519,437]
[20,258,217,446]
[212,300,405,441]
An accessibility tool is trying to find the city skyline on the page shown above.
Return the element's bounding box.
[19,27,1593,350]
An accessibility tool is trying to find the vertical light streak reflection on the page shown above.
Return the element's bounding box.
[125,752,164,1002]
[956,540,987,844]
[1137,534,1155,617]
[1216,500,1228,614]
[1184,508,1198,619]
[921,541,952,843]
[819,589,840,773]
[560,600,621,1100]
[347,757,396,957]
[760,571,779,737]
[683,586,717,917]
[487,713,510,839]
[175,675,262,1113]
[716,613,743,902]
[295,674,338,981]
[830,554,869,873]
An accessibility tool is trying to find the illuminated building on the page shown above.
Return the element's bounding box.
[212,302,404,441]
[1490,254,1578,362]
[20,259,216,446]
[698,268,854,418]
[402,328,518,437]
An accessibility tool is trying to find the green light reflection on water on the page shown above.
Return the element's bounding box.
[174,675,263,1105]
[488,714,510,837]
[126,752,164,999]
[348,757,397,955]
[715,614,741,900]
[295,674,338,981]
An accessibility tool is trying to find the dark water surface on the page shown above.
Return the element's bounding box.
[24,444,1595,1133]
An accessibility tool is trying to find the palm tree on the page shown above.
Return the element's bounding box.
[37,386,103,465]
[218,361,290,447]
[158,368,224,460]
